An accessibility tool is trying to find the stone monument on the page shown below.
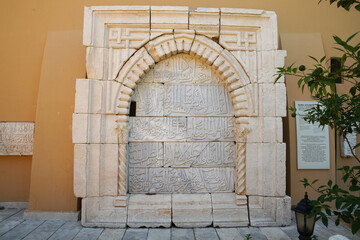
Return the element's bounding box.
[73,6,290,227]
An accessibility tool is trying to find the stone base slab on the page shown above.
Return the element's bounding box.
[80,194,291,228]
[0,201,29,209]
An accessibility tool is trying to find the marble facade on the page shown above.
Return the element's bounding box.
[73,6,290,227]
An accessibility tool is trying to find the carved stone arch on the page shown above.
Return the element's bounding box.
[113,33,254,196]
[115,33,254,121]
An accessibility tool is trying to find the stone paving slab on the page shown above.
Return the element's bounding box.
[216,228,244,240]
[48,221,83,240]
[0,207,359,240]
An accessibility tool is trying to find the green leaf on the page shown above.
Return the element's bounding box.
[349,185,360,191]
[350,86,356,96]
[346,32,359,42]
[320,56,326,63]
[355,4,360,11]
[330,83,336,93]
[312,179,319,184]
[334,36,343,45]
[309,55,319,63]
[321,214,329,227]
[352,218,360,234]
[328,180,333,187]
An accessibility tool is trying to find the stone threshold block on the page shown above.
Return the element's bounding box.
[249,195,291,227]
[211,193,249,227]
[82,197,127,228]
[172,193,212,228]
[127,194,171,227]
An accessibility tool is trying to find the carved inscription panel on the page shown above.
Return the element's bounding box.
[0,122,35,155]
[129,167,235,193]
[129,54,236,194]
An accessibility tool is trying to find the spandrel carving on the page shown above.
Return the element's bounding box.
[164,142,235,167]
[164,84,233,116]
[187,117,235,141]
[129,143,164,167]
[129,117,187,141]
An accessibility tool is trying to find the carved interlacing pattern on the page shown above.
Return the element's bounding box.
[236,143,246,195]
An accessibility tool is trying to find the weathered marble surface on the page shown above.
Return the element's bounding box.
[187,117,235,141]
[163,84,233,116]
[164,142,236,167]
[129,117,187,141]
[127,194,171,227]
[0,122,34,155]
[129,167,235,193]
[172,194,212,227]
[129,142,164,167]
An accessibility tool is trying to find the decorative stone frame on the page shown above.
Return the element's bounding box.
[73,6,291,228]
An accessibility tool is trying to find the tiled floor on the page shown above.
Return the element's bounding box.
[0,207,358,240]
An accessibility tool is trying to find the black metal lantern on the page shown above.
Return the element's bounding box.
[293,192,317,240]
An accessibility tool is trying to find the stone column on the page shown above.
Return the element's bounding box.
[117,123,130,196]
[234,124,249,195]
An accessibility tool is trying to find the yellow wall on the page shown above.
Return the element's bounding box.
[0,0,359,211]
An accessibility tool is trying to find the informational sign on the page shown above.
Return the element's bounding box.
[295,101,330,169]
[340,132,357,158]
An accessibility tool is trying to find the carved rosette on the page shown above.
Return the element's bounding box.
[117,123,130,196]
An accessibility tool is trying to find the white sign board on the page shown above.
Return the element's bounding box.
[340,132,357,158]
[295,101,330,169]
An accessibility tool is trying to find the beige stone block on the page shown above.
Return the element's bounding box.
[258,50,286,84]
[220,9,278,50]
[164,84,233,116]
[72,114,101,143]
[129,117,187,142]
[75,79,90,114]
[129,142,164,167]
[110,48,138,80]
[114,195,128,207]
[127,194,171,227]
[172,194,212,227]
[116,47,155,88]
[164,142,235,167]
[276,83,287,117]
[246,143,286,196]
[258,83,276,116]
[87,144,101,197]
[150,6,188,29]
[75,79,103,114]
[132,83,164,116]
[237,117,283,143]
[100,144,118,196]
[129,167,235,194]
[83,6,150,47]
[101,115,119,143]
[145,34,177,63]
[74,144,87,198]
[174,30,195,54]
[187,117,235,141]
[86,47,105,80]
[248,196,291,227]
[211,193,249,227]
[104,80,122,114]
[189,8,219,38]
[190,35,222,65]
[150,29,173,40]
[82,197,127,227]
